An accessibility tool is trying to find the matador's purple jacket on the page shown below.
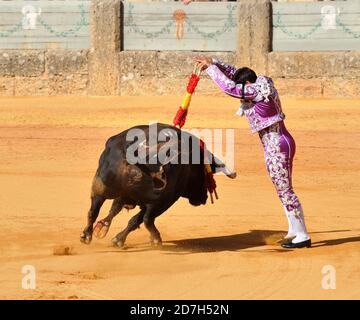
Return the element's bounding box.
[206,59,306,218]
[206,59,285,133]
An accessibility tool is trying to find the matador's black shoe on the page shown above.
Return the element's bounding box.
[281,239,311,249]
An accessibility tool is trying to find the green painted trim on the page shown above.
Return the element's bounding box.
[0,22,22,38]
[0,4,89,39]
[126,3,237,40]
[273,11,360,40]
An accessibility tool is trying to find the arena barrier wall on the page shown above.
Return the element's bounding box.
[0,0,359,97]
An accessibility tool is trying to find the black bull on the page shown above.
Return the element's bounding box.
[80,123,234,248]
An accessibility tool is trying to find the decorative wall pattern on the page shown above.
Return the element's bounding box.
[0,1,90,49]
[273,1,360,51]
[124,2,237,51]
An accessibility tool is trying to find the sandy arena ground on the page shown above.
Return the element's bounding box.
[0,95,359,300]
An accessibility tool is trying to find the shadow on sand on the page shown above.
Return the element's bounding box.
[312,235,360,248]
[101,230,286,254]
[163,230,285,253]
[98,228,360,254]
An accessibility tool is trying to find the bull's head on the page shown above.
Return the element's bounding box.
[186,148,236,206]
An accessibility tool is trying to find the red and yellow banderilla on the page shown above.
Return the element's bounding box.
[173,63,218,204]
[173,63,201,129]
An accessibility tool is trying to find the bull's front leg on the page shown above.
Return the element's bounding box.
[93,197,124,239]
[80,195,105,244]
[143,214,162,247]
[142,200,177,248]
[112,209,145,248]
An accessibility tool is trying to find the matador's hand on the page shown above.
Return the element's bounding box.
[193,56,212,70]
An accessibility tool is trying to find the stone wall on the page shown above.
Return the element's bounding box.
[118,0,360,98]
[0,49,89,96]
[0,0,359,98]
[118,51,237,95]
[89,0,121,95]
[268,51,360,98]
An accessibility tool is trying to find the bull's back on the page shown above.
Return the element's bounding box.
[92,124,190,201]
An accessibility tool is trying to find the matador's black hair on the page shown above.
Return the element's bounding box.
[232,67,257,85]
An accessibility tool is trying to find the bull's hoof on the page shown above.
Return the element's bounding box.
[111,237,125,248]
[150,238,162,248]
[80,232,92,245]
[93,220,110,239]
